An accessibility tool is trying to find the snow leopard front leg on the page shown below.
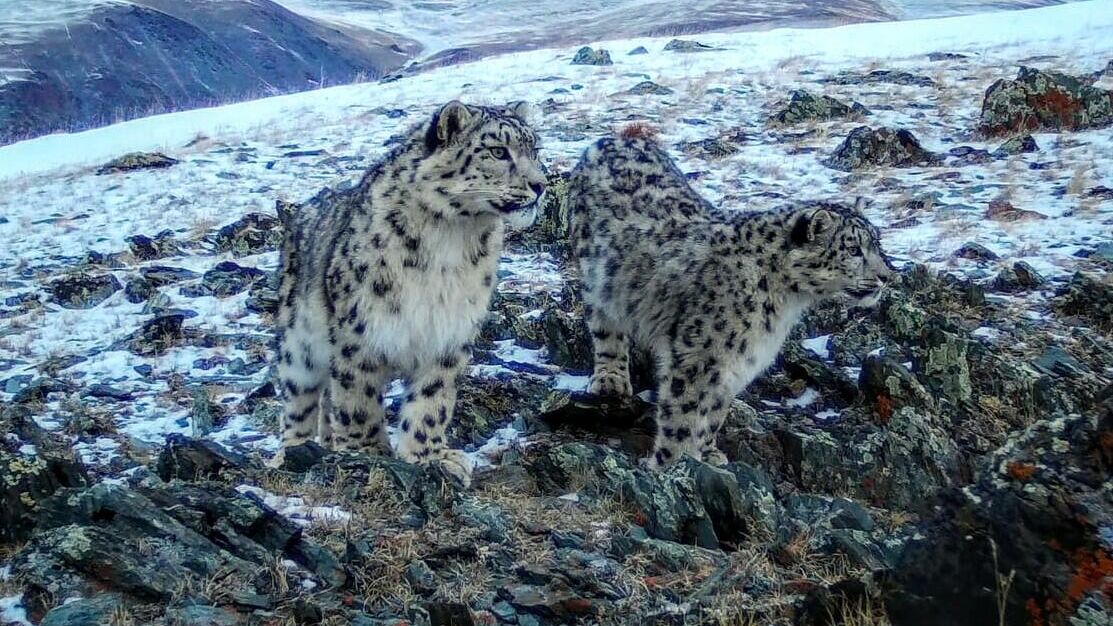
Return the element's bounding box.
[587,306,633,398]
[326,325,391,454]
[648,350,734,468]
[396,347,473,487]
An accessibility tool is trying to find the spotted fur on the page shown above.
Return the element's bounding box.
[274,101,546,485]
[569,136,893,468]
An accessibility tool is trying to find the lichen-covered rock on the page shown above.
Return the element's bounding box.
[127,313,186,356]
[663,39,713,52]
[769,90,870,125]
[182,261,266,297]
[541,305,592,371]
[992,133,1039,156]
[858,355,935,422]
[571,47,612,66]
[0,408,88,544]
[211,212,283,256]
[1053,272,1113,330]
[993,261,1046,292]
[675,129,747,160]
[528,442,720,548]
[980,66,1113,135]
[886,409,1113,626]
[95,152,180,175]
[953,241,999,262]
[39,594,125,626]
[820,70,934,87]
[918,320,972,404]
[454,374,550,446]
[620,81,674,96]
[126,230,181,261]
[156,434,255,481]
[49,272,121,308]
[511,168,572,247]
[823,127,941,171]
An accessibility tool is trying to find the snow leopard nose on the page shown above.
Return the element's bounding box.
[529,181,546,197]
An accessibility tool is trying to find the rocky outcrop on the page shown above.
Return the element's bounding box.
[823,126,941,171]
[48,272,122,309]
[95,152,180,175]
[571,47,613,66]
[769,90,870,125]
[980,66,1113,135]
[887,408,1113,626]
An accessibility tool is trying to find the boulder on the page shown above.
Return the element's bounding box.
[212,212,284,256]
[663,39,713,52]
[1053,272,1112,330]
[820,70,934,87]
[571,47,612,66]
[993,261,1046,292]
[886,409,1113,626]
[95,152,179,175]
[182,261,266,298]
[48,272,121,308]
[769,90,870,125]
[980,66,1113,135]
[620,81,674,96]
[823,127,941,171]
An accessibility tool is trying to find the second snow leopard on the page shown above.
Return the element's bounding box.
[274,101,546,486]
[569,135,893,468]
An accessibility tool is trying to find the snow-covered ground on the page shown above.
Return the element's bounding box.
[0,1,1110,476]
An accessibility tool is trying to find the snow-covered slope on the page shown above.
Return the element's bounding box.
[0,0,1110,466]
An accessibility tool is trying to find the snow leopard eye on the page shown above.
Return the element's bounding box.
[488,146,510,160]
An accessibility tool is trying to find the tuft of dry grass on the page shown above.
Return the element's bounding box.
[618,121,660,140]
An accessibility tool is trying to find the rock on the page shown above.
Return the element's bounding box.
[946,145,994,165]
[406,560,439,593]
[126,231,181,261]
[953,242,999,262]
[183,261,266,297]
[513,168,571,247]
[13,479,347,609]
[675,130,747,160]
[992,261,1046,292]
[769,90,870,125]
[124,277,154,303]
[165,604,241,626]
[983,65,1113,135]
[239,271,278,316]
[887,411,1113,626]
[129,313,186,356]
[501,584,596,620]
[84,383,134,401]
[610,534,724,574]
[540,306,591,371]
[49,272,121,308]
[663,39,713,52]
[95,152,179,175]
[528,442,720,548]
[918,320,972,404]
[620,81,674,96]
[992,134,1038,156]
[156,434,254,481]
[306,452,459,519]
[0,408,88,543]
[1053,272,1112,330]
[823,127,941,171]
[280,441,329,473]
[212,212,283,256]
[628,46,648,55]
[820,70,934,87]
[986,198,1046,222]
[426,603,475,626]
[858,356,935,422]
[571,46,612,66]
[141,265,201,286]
[927,52,967,61]
[39,594,124,626]
[454,375,549,447]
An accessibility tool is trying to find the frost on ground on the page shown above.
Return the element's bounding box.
[0,2,1111,625]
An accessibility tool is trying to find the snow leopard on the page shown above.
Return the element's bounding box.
[568,135,893,468]
[274,100,546,486]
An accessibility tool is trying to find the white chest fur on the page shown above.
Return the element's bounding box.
[366,225,498,367]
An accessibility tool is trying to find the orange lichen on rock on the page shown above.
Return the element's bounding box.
[1007,460,1037,482]
[875,394,893,424]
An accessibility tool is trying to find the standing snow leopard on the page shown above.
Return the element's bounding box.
[569,135,893,468]
[274,101,546,485]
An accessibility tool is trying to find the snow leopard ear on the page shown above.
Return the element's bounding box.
[791,207,838,245]
[505,100,536,123]
[427,100,473,151]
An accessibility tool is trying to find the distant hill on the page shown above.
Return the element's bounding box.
[0,0,420,145]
